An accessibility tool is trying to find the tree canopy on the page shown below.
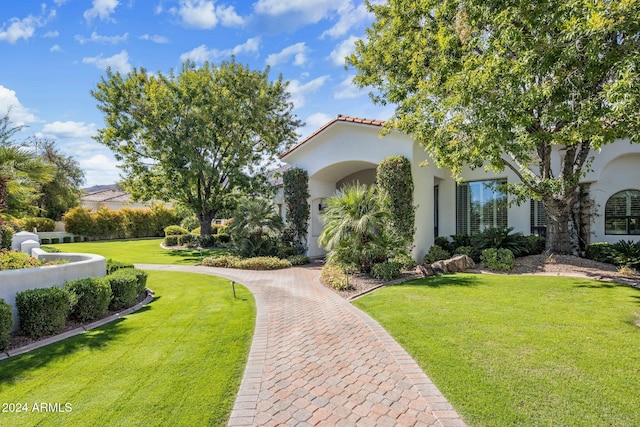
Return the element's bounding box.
[91,60,301,235]
[348,0,640,253]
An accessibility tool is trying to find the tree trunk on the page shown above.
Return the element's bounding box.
[543,196,578,255]
[198,210,215,236]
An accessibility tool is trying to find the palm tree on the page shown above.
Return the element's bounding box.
[229,196,283,257]
[318,182,391,272]
[0,114,55,213]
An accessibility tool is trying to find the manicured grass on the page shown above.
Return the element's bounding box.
[0,271,255,426]
[49,238,229,265]
[353,274,640,426]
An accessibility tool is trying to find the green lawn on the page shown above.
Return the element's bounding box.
[353,273,640,427]
[0,270,255,427]
[48,238,229,265]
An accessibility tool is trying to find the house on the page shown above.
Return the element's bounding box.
[81,188,154,211]
[280,114,640,260]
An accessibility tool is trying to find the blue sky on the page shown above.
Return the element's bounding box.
[0,0,392,187]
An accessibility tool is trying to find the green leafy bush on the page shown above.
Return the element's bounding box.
[392,252,417,270]
[371,261,402,281]
[0,223,14,249]
[191,226,201,235]
[321,263,351,291]
[434,236,453,254]
[287,254,310,265]
[65,278,112,322]
[235,257,291,270]
[128,268,148,295]
[0,299,13,351]
[74,236,83,242]
[202,255,242,268]
[178,233,196,247]
[164,225,188,236]
[106,259,135,274]
[40,238,51,244]
[585,242,613,263]
[283,167,311,254]
[163,235,179,247]
[20,217,56,232]
[481,248,515,271]
[523,235,546,255]
[0,250,42,270]
[16,287,72,339]
[609,240,640,268]
[423,245,451,264]
[40,245,61,253]
[451,234,472,250]
[453,245,473,256]
[472,227,527,257]
[105,269,139,310]
[197,234,217,248]
[377,155,415,244]
[51,237,60,244]
[62,236,72,243]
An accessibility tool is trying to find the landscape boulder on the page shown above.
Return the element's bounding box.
[418,254,476,276]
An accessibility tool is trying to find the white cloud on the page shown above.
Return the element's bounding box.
[0,13,47,44]
[180,37,260,62]
[287,75,330,109]
[173,0,244,29]
[266,42,307,67]
[0,85,38,125]
[139,34,169,44]
[75,31,128,44]
[254,0,344,23]
[333,75,364,100]
[84,0,119,23]
[43,30,59,38]
[81,153,121,186]
[321,2,371,39]
[50,44,62,52]
[82,50,131,73]
[40,121,96,139]
[329,35,359,66]
[297,112,333,138]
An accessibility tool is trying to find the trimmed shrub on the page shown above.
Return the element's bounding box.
[40,238,51,244]
[164,225,188,237]
[0,250,42,270]
[16,287,72,339]
[197,234,217,248]
[283,167,311,253]
[423,245,451,264]
[40,245,61,253]
[74,236,83,242]
[51,237,60,244]
[163,235,179,247]
[65,278,112,322]
[106,259,135,274]
[371,261,402,281]
[0,224,14,249]
[62,236,72,243]
[105,269,139,310]
[0,299,13,351]
[481,248,515,271]
[178,233,196,247]
[202,255,242,268]
[129,268,148,295]
[236,257,291,270]
[523,235,546,255]
[377,156,415,242]
[20,217,55,232]
[191,226,201,235]
[321,263,351,291]
[585,242,613,264]
[287,254,310,265]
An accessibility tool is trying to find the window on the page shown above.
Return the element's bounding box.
[530,199,547,237]
[456,179,507,235]
[605,189,640,235]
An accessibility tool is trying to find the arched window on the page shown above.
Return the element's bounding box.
[605,189,640,235]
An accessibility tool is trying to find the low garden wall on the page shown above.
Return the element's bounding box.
[0,249,106,332]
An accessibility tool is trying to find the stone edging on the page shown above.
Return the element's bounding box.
[0,288,155,361]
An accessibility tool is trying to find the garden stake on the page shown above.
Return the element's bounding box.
[231,280,236,298]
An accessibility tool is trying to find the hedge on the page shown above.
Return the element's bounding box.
[19,217,55,232]
[16,287,72,339]
[0,299,13,351]
[105,269,140,310]
[65,278,112,322]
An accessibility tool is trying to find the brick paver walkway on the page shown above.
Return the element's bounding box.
[137,263,466,427]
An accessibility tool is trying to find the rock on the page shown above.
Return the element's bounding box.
[430,255,476,274]
[417,264,435,277]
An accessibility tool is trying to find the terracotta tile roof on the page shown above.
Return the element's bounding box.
[280,114,386,159]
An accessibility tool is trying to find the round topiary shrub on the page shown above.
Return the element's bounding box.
[480,248,515,271]
[16,287,72,339]
[163,225,188,237]
[65,278,112,322]
[0,298,13,351]
[105,269,139,310]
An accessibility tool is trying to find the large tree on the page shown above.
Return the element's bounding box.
[91,60,301,235]
[0,114,54,214]
[348,0,640,254]
[33,139,85,220]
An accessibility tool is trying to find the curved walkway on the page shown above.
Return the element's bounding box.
[137,263,466,427]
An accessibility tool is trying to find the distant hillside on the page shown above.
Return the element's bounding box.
[82,184,121,193]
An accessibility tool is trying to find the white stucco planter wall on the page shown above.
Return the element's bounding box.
[0,250,106,332]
